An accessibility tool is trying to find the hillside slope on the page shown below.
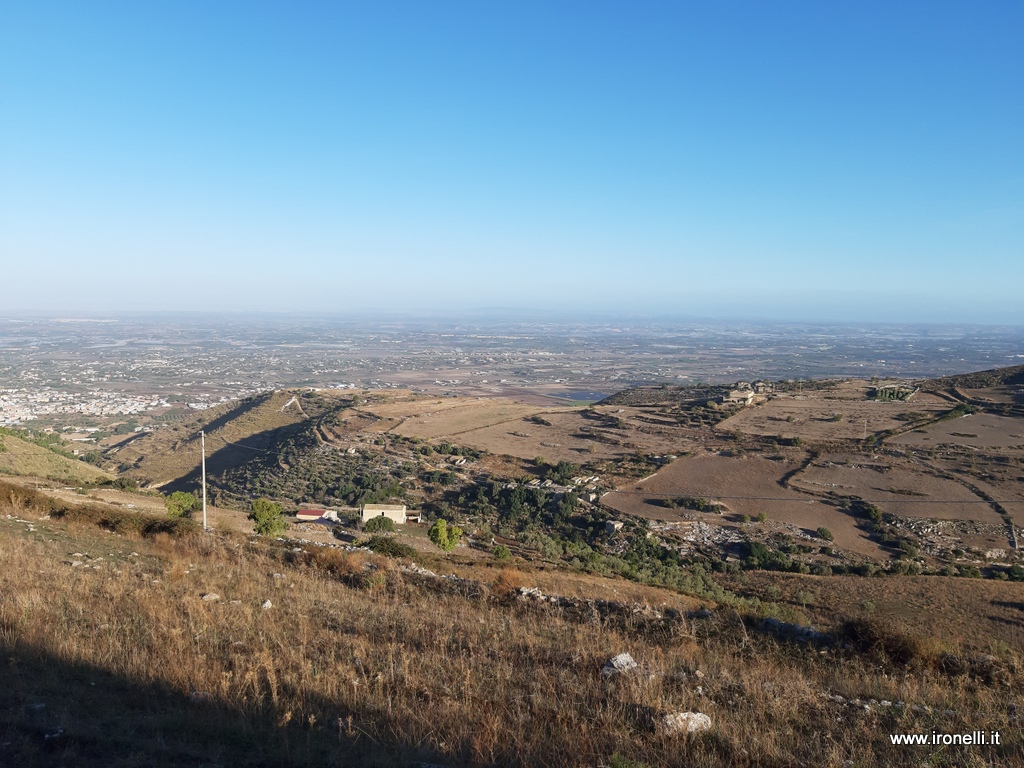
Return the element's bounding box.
[1,482,1020,767]
[921,363,1024,391]
[110,389,350,488]
[0,432,112,484]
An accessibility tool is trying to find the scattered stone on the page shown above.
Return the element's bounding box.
[44,727,64,741]
[660,711,712,735]
[201,593,220,602]
[262,599,273,610]
[601,652,639,678]
[70,561,83,567]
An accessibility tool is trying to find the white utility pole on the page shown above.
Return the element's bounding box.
[201,430,207,530]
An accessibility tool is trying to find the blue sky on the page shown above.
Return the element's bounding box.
[2,1,1021,322]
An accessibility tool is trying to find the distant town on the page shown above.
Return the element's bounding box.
[3,315,1023,439]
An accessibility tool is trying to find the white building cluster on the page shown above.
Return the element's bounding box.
[0,388,170,425]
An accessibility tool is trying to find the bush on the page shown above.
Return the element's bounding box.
[166,490,199,519]
[365,535,416,559]
[429,519,463,553]
[840,617,940,666]
[364,515,396,533]
[248,498,288,537]
[493,544,512,561]
[816,527,833,541]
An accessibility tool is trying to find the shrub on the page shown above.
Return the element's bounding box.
[248,498,288,537]
[365,535,416,559]
[493,544,512,561]
[491,568,527,597]
[756,512,768,523]
[364,515,396,533]
[795,589,816,607]
[840,617,941,666]
[816,526,833,541]
[166,490,199,519]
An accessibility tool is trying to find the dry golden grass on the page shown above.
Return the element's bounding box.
[0,432,113,484]
[1,487,1021,767]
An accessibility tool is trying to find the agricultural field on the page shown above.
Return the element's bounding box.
[21,364,1015,580]
[381,397,697,463]
[791,457,1004,524]
[603,452,886,559]
[891,412,1024,450]
[716,383,951,442]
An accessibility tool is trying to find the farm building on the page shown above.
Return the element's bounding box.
[361,503,408,525]
[296,509,325,522]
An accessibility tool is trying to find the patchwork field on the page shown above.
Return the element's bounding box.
[379,398,551,438]
[603,453,886,558]
[80,368,1023,568]
[790,458,1005,524]
[717,385,950,442]
[891,412,1024,450]
[380,398,697,463]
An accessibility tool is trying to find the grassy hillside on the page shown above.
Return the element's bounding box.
[599,384,731,407]
[921,363,1024,391]
[111,389,352,488]
[1,481,1020,767]
[0,431,112,485]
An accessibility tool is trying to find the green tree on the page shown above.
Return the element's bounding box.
[428,518,463,553]
[364,515,395,533]
[249,498,288,536]
[166,491,199,518]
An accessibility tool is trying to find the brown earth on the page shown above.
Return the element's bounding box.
[791,458,1005,524]
[603,453,886,559]
[717,385,950,442]
[891,412,1024,450]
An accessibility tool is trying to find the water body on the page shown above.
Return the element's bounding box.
[554,391,610,401]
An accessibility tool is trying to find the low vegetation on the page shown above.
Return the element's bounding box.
[1,483,1020,767]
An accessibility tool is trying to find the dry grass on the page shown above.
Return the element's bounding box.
[0,432,112,484]
[1,489,1021,766]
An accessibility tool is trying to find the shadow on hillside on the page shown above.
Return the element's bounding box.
[0,635,449,768]
[161,422,307,496]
